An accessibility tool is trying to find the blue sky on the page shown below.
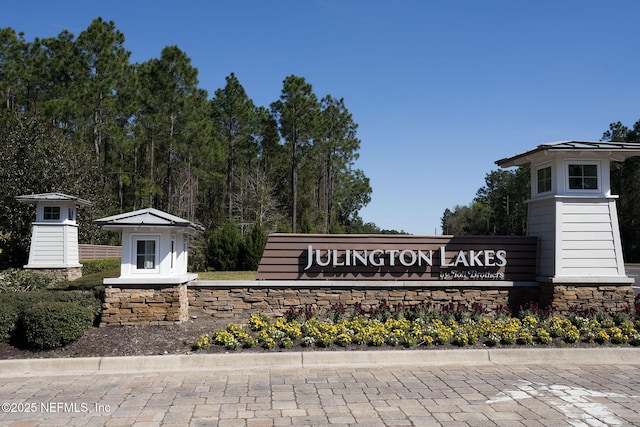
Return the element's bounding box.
[3,1,640,234]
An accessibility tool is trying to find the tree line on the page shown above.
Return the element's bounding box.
[0,18,380,269]
[441,125,640,262]
[7,18,638,269]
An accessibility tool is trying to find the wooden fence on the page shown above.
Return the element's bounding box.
[78,244,121,260]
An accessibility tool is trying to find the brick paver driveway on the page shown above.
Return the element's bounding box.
[1,364,639,426]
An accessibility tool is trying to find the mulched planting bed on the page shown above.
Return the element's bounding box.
[0,317,220,359]
[0,315,634,360]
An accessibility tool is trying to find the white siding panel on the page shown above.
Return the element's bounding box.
[562,240,614,250]
[560,231,614,241]
[31,244,64,253]
[35,228,64,238]
[563,267,620,276]
[35,235,64,241]
[66,227,79,263]
[523,196,623,278]
[528,209,555,221]
[528,209,554,225]
[563,213,612,223]
[562,223,612,232]
[562,230,613,242]
[31,252,63,264]
[29,226,65,265]
[527,198,556,276]
[33,240,64,249]
[563,249,617,259]
[530,199,555,213]
[562,203,610,214]
[558,200,621,276]
[562,258,618,268]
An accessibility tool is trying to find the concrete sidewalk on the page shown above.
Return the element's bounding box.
[0,347,638,377]
[0,350,639,426]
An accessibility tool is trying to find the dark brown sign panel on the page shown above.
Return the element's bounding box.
[256,234,537,281]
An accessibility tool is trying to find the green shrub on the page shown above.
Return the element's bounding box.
[43,290,102,319]
[80,258,120,275]
[188,238,207,272]
[0,302,19,342]
[19,301,93,350]
[0,269,57,293]
[206,222,268,271]
[0,290,102,321]
[207,222,245,271]
[242,222,268,271]
[0,289,101,345]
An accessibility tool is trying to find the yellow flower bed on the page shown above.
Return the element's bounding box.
[194,303,640,351]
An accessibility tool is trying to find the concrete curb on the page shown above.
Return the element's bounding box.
[0,347,638,377]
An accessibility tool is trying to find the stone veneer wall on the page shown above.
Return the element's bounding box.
[28,267,83,281]
[187,284,541,322]
[101,284,188,326]
[539,284,635,314]
[99,282,635,326]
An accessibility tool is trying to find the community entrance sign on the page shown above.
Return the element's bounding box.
[256,234,537,281]
[93,140,640,325]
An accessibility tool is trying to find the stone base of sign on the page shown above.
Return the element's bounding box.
[98,280,635,326]
[539,283,635,314]
[25,267,83,281]
[100,284,189,326]
[187,281,541,322]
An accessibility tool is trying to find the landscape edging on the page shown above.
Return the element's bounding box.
[0,347,638,377]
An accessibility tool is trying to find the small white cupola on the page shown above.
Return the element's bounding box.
[16,192,93,280]
[496,141,640,283]
[94,208,204,285]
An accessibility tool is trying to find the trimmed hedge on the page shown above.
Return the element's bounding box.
[0,289,102,319]
[0,289,101,347]
[0,269,57,293]
[19,301,94,350]
[80,258,120,275]
[0,302,19,342]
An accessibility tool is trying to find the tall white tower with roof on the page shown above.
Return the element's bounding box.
[496,141,640,284]
[16,192,93,280]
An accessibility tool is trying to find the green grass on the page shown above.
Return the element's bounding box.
[55,268,119,290]
[54,269,255,289]
[196,271,256,280]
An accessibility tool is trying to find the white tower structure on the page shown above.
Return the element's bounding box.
[94,208,203,285]
[496,141,640,284]
[16,192,93,280]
